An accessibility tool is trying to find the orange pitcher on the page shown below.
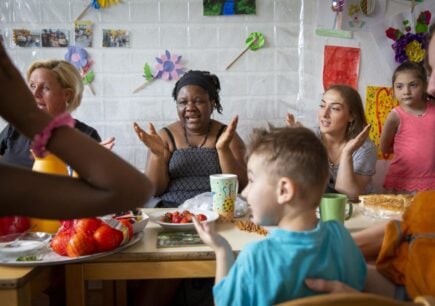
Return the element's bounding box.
[30,151,70,233]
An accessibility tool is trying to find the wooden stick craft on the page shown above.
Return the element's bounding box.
[225,32,265,70]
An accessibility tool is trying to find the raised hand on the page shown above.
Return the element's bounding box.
[286,112,303,127]
[100,137,115,150]
[343,124,371,155]
[216,116,238,151]
[133,122,166,157]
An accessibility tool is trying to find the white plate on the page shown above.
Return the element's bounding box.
[0,232,143,266]
[148,210,219,230]
[0,232,51,257]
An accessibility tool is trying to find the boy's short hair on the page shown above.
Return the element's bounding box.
[246,126,329,200]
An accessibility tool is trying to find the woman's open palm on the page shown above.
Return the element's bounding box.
[133,122,165,157]
[343,124,371,155]
[216,116,238,151]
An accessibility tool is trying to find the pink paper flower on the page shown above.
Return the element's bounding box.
[154,50,184,81]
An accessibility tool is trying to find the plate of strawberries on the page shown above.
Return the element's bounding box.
[148,209,218,230]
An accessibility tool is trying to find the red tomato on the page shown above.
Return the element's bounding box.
[74,218,102,236]
[93,224,123,252]
[66,231,96,257]
[51,230,74,256]
[0,216,30,236]
[196,214,207,222]
[118,219,133,240]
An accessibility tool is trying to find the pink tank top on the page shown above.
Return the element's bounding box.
[384,102,435,191]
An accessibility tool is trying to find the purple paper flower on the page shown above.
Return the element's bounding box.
[64,46,88,70]
[391,32,426,64]
[154,50,184,81]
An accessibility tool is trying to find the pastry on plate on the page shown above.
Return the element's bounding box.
[359,194,414,218]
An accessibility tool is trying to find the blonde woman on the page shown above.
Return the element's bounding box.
[0,59,113,168]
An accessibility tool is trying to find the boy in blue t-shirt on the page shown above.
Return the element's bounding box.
[193,126,367,306]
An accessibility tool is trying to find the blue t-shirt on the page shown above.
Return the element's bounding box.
[213,221,367,306]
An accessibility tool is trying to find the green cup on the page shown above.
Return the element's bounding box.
[210,174,238,221]
[320,193,353,223]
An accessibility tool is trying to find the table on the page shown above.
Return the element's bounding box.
[64,206,386,306]
[0,265,53,306]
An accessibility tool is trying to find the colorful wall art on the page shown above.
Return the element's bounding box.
[365,85,398,160]
[203,0,256,16]
[323,45,360,90]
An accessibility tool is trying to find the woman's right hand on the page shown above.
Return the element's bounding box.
[286,112,303,127]
[133,122,165,157]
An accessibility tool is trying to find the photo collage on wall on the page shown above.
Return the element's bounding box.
[9,23,129,49]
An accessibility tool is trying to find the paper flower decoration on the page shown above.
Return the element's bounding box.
[65,46,88,70]
[133,50,185,94]
[65,46,95,95]
[385,10,431,64]
[154,50,184,81]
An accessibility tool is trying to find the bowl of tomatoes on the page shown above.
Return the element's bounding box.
[148,209,218,230]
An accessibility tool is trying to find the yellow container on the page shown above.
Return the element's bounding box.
[30,151,70,233]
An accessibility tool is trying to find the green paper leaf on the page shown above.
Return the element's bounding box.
[83,70,95,85]
[144,63,153,81]
[246,32,265,51]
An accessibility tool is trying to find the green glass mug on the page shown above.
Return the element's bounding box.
[319,193,353,223]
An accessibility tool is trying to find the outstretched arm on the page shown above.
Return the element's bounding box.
[216,116,248,189]
[0,43,154,218]
[193,216,234,283]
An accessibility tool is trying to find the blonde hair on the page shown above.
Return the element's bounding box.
[26,60,83,112]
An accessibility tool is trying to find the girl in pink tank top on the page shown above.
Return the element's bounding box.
[380,62,435,192]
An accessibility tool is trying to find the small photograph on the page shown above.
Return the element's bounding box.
[12,29,41,48]
[203,0,256,16]
[41,29,70,47]
[102,29,130,48]
[75,20,93,48]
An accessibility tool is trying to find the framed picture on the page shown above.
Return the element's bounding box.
[75,21,93,48]
[41,29,70,47]
[203,0,256,16]
[102,29,130,48]
[12,29,41,48]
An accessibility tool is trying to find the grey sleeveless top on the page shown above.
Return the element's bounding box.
[159,125,226,207]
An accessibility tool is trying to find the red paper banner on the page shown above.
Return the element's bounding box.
[323,45,360,90]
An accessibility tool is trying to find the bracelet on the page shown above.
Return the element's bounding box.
[31,112,75,158]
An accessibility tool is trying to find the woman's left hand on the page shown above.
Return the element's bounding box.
[343,124,371,155]
[216,116,238,151]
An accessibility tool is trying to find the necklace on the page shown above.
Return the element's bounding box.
[184,122,211,148]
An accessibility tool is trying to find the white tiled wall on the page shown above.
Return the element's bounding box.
[0,0,408,189]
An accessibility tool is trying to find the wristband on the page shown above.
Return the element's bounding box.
[31,113,75,158]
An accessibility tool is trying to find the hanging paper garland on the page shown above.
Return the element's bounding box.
[385,10,431,64]
[76,0,121,21]
[133,50,185,94]
[65,46,96,95]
